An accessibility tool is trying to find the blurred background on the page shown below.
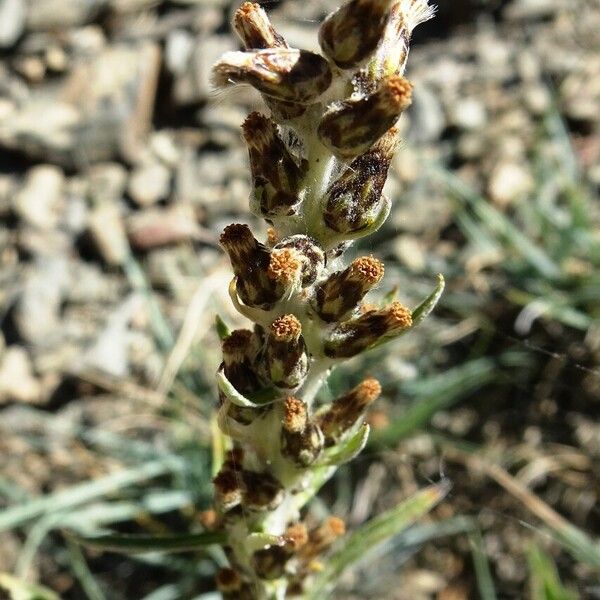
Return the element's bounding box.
[0,0,598,598]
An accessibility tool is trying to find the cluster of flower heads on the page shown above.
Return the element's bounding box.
[209,1,439,597]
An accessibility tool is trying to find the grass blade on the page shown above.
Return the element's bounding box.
[68,531,227,555]
[469,529,498,600]
[527,543,579,600]
[0,458,183,533]
[369,358,495,448]
[0,573,59,600]
[305,481,451,599]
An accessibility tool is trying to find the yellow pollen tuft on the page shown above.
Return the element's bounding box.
[271,314,302,341]
[326,516,346,537]
[355,377,382,404]
[198,509,218,529]
[236,1,258,20]
[387,301,413,329]
[350,256,384,284]
[285,523,309,549]
[266,227,279,246]
[268,248,301,284]
[283,396,307,433]
[383,75,413,110]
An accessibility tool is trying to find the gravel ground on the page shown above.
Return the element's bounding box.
[0,0,598,598]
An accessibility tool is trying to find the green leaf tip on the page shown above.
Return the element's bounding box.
[306,480,451,598]
[215,314,231,340]
[412,273,445,326]
[318,423,370,467]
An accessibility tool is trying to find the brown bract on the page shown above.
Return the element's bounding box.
[234,2,288,50]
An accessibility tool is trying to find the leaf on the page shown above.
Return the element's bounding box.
[215,315,231,340]
[411,273,445,326]
[0,458,184,533]
[368,358,495,448]
[527,543,579,600]
[318,424,370,467]
[469,530,498,600]
[0,573,60,600]
[245,533,283,553]
[67,530,227,555]
[305,481,451,599]
[216,368,280,408]
[216,369,258,408]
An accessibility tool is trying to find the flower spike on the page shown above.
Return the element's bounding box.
[318,75,412,158]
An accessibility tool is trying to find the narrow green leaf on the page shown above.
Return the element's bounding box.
[527,543,579,600]
[318,424,370,467]
[369,359,495,448]
[305,481,451,599]
[245,533,283,553]
[381,285,398,306]
[469,530,498,600]
[0,573,60,600]
[0,458,184,533]
[216,368,280,408]
[411,273,445,326]
[215,315,231,340]
[216,369,258,408]
[67,530,227,555]
[431,166,561,280]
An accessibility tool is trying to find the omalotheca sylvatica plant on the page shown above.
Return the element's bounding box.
[74,1,448,598]
[209,1,447,597]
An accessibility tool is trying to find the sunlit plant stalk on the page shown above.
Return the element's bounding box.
[209,1,445,598]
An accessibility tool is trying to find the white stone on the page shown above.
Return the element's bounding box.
[0,347,42,404]
[14,165,64,229]
[488,161,533,206]
[128,162,171,206]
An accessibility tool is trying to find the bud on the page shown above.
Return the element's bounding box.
[324,301,413,358]
[242,469,284,511]
[318,377,382,444]
[234,2,288,50]
[242,111,306,217]
[251,521,310,580]
[220,224,280,308]
[361,0,436,92]
[318,75,412,158]
[252,545,288,580]
[213,469,242,512]
[300,517,346,560]
[263,316,308,389]
[215,568,242,593]
[319,0,395,69]
[221,329,264,425]
[232,3,307,120]
[222,329,261,394]
[314,256,384,322]
[322,129,398,234]
[281,397,324,467]
[216,568,253,600]
[212,49,332,104]
[272,235,325,287]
